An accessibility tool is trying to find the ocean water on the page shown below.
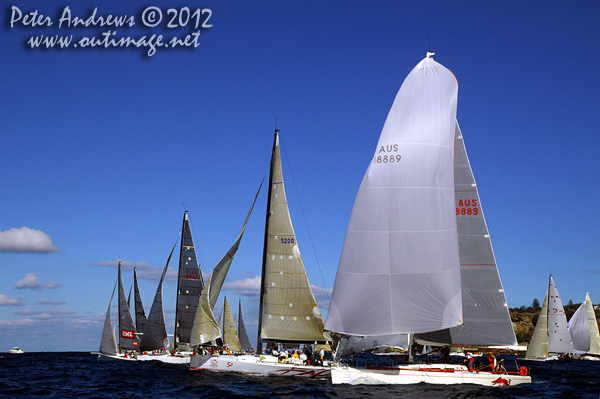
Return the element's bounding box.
[1,352,599,398]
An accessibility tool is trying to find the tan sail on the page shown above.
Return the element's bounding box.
[223,297,241,352]
[585,294,600,355]
[525,292,549,359]
[189,271,221,346]
[258,131,329,345]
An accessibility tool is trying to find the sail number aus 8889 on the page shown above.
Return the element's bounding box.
[456,207,478,215]
[280,238,295,244]
[374,155,402,164]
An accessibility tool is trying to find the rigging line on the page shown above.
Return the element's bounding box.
[280,139,330,302]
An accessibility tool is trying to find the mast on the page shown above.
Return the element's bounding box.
[256,129,278,351]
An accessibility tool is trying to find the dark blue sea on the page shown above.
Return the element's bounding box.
[1,352,599,398]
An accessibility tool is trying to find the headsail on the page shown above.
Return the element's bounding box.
[526,292,549,359]
[189,181,262,346]
[326,56,462,336]
[238,300,253,350]
[257,130,329,348]
[99,282,118,355]
[133,267,147,335]
[118,262,139,350]
[415,121,516,346]
[173,212,204,349]
[223,297,241,352]
[141,239,178,351]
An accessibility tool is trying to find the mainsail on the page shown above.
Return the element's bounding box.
[568,293,600,355]
[118,262,139,350]
[326,55,462,337]
[415,121,517,346]
[141,239,178,351]
[189,181,262,346]
[223,297,241,352]
[257,130,329,348]
[238,300,253,350]
[133,267,147,335]
[173,212,204,349]
[99,282,118,355]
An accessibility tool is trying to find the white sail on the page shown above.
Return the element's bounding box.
[526,292,549,359]
[257,131,329,345]
[326,56,462,336]
[569,294,600,355]
[547,276,574,354]
[223,297,241,352]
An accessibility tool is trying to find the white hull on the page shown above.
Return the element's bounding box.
[8,348,23,354]
[91,352,138,362]
[190,354,331,378]
[138,352,190,364]
[331,364,531,386]
[91,351,191,364]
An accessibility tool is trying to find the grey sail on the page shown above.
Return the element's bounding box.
[189,181,262,346]
[416,121,516,346]
[238,300,253,350]
[173,212,204,349]
[547,275,574,354]
[257,130,330,348]
[133,268,147,334]
[141,239,178,351]
[118,262,140,350]
[326,56,462,337]
[335,334,409,359]
[99,282,118,355]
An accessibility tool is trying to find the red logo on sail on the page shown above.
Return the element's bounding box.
[121,330,135,338]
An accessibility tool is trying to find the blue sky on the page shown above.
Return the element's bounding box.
[1,0,599,352]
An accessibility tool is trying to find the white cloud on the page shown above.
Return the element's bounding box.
[223,275,261,297]
[0,294,24,306]
[0,318,34,327]
[38,300,66,305]
[91,259,179,282]
[14,308,78,319]
[0,226,60,254]
[14,273,60,291]
[310,285,332,310]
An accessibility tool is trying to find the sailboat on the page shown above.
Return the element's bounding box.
[93,262,140,361]
[525,275,574,360]
[326,53,531,386]
[189,130,332,378]
[568,293,600,360]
